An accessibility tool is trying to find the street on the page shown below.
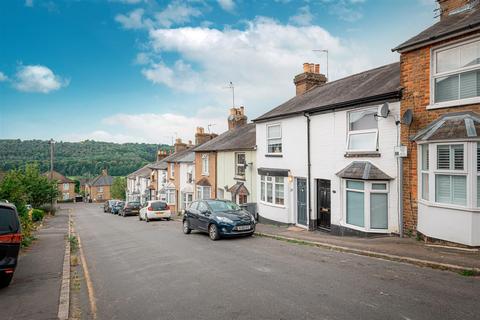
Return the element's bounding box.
[71,203,479,320]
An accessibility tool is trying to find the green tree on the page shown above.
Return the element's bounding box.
[111,177,127,200]
[23,164,58,208]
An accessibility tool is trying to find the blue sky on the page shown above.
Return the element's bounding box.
[0,0,436,144]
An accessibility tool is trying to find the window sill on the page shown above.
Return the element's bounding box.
[341,222,388,233]
[265,153,283,158]
[427,97,480,110]
[201,173,210,176]
[418,199,480,212]
[344,151,381,158]
[259,200,286,209]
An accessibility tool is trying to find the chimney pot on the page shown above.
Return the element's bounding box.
[303,63,310,72]
[294,63,327,96]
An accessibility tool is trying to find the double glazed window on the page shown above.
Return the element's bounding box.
[433,39,480,104]
[345,180,388,230]
[196,186,211,200]
[170,163,175,178]
[235,152,246,177]
[260,175,285,205]
[347,108,378,152]
[201,154,209,175]
[435,144,466,205]
[267,124,282,154]
[166,189,175,205]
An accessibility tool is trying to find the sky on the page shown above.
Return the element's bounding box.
[0,0,437,144]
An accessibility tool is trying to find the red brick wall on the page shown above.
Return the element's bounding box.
[400,31,480,234]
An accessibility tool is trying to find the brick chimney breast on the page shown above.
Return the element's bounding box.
[227,106,248,130]
[294,62,327,96]
[195,127,218,145]
[174,138,187,153]
[438,0,476,19]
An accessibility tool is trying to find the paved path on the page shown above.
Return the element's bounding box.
[72,203,479,320]
[0,209,68,320]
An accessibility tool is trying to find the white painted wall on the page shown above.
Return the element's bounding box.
[179,162,195,209]
[418,202,480,246]
[256,116,308,224]
[217,150,257,203]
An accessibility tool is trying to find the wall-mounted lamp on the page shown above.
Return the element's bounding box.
[287,171,294,183]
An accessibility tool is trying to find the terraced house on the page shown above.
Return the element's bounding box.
[393,0,480,246]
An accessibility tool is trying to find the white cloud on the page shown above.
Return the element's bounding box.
[0,72,7,82]
[217,0,235,12]
[13,65,69,93]
[25,0,33,7]
[115,8,148,30]
[328,0,364,22]
[140,17,383,116]
[155,1,202,28]
[289,6,313,26]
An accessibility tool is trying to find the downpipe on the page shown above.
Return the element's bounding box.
[304,113,313,230]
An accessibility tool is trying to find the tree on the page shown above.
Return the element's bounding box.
[23,164,58,208]
[111,177,127,200]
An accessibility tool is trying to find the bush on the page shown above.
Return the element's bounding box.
[39,203,57,216]
[31,209,45,222]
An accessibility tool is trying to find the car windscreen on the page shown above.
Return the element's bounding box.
[128,202,140,207]
[150,201,168,210]
[206,200,241,213]
[0,207,20,235]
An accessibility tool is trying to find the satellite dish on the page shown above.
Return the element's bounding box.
[402,109,413,126]
[379,102,390,118]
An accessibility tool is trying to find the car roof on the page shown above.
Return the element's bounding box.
[0,202,17,211]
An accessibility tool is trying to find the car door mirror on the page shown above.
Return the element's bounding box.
[201,209,210,216]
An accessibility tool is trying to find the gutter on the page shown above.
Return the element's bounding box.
[253,91,402,123]
[303,113,313,230]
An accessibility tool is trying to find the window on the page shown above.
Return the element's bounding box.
[421,144,429,200]
[239,194,248,204]
[345,180,389,230]
[433,39,480,104]
[63,183,69,191]
[235,152,246,176]
[196,186,211,200]
[435,144,466,206]
[217,188,224,199]
[201,154,209,175]
[347,108,378,152]
[98,187,103,193]
[260,175,285,206]
[63,193,69,200]
[267,124,282,154]
[170,163,175,178]
[182,193,193,210]
[166,189,175,205]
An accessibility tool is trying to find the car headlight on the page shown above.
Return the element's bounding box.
[217,216,233,224]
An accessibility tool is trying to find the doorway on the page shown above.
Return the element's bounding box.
[316,179,331,230]
[296,178,307,226]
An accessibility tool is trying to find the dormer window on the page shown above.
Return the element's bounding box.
[432,38,480,106]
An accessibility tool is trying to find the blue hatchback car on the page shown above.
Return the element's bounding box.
[183,199,256,240]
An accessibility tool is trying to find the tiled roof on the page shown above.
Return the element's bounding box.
[393,7,480,53]
[164,148,195,163]
[127,164,152,179]
[412,112,480,141]
[90,174,113,186]
[43,170,74,183]
[194,123,256,152]
[147,161,168,170]
[336,161,392,180]
[254,63,401,122]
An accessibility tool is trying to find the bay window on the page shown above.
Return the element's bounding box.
[421,144,429,200]
[260,175,285,206]
[344,180,388,231]
[432,38,480,105]
[347,108,378,152]
[197,186,211,200]
[267,124,282,154]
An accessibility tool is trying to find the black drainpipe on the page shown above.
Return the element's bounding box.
[304,112,313,230]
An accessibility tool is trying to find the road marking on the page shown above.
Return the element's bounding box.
[77,228,98,319]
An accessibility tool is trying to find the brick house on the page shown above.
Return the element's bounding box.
[44,170,76,201]
[393,0,480,246]
[86,170,113,202]
[193,127,219,200]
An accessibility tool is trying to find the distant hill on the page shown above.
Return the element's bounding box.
[0,139,172,177]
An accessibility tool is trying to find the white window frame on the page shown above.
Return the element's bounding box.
[235,152,246,177]
[196,186,211,200]
[430,36,480,109]
[63,183,69,191]
[417,141,480,210]
[343,179,389,232]
[346,107,379,153]
[420,144,429,201]
[182,192,193,210]
[98,186,103,193]
[201,154,209,176]
[266,123,282,155]
[166,188,175,205]
[260,175,285,207]
[170,163,175,178]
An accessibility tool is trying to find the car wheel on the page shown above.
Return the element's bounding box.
[166,217,171,221]
[183,220,191,234]
[208,224,220,241]
[145,215,149,223]
[0,274,13,288]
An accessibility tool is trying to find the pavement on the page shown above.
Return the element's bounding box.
[0,208,69,320]
[71,203,479,320]
[255,223,480,272]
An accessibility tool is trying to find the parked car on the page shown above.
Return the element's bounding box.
[183,199,255,241]
[111,201,125,215]
[0,202,22,288]
[103,200,119,213]
[120,201,141,217]
[139,200,171,222]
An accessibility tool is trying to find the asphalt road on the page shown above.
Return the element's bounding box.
[72,203,479,320]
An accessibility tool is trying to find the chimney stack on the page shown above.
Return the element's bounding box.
[294,62,327,96]
[174,138,187,153]
[195,126,218,145]
[157,149,169,161]
[438,0,476,19]
[101,169,108,176]
[228,106,248,130]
